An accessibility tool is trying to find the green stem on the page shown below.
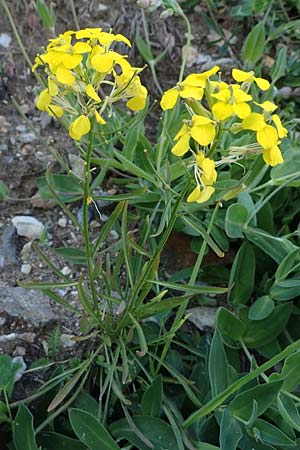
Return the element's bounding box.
[178,10,192,83]
[83,122,99,311]
[155,202,221,375]
[3,389,13,429]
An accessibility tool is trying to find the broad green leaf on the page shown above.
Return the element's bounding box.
[37,431,86,450]
[13,404,39,450]
[75,392,98,418]
[36,174,83,202]
[0,355,22,396]
[251,418,296,447]
[271,47,287,83]
[248,296,274,321]
[36,0,56,29]
[271,148,300,185]
[209,330,230,397]
[277,392,300,432]
[0,180,8,201]
[69,408,121,450]
[110,415,177,450]
[281,351,300,392]
[229,380,282,421]
[240,303,293,348]
[194,444,220,450]
[241,21,265,66]
[270,279,300,301]
[246,227,298,264]
[141,375,163,417]
[228,242,255,304]
[220,408,242,450]
[225,204,249,238]
[135,32,154,62]
[216,307,246,348]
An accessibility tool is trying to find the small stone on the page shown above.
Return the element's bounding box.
[21,263,32,275]
[0,316,6,326]
[293,87,300,97]
[110,230,119,240]
[20,332,36,344]
[12,215,44,240]
[61,265,72,276]
[0,33,12,48]
[60,333,76,348]
[13,346,26,357]
[18,132,37,144]
[16,125,27,133]
[12,356,27,382]
[277,86,292,99]
[0,225,17,268]
[58,216,67,228]
[68,154,85,180]
[182,45,200,68]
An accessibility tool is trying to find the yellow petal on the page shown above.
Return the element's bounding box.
[115,33,131,47]
[211,88,230,102]
[257,125,278,149]
[36,89,51,111]
[191,123,216,146]
[86,84,101,102]
[95,110,106,124]
[171,134,190,157]
[180,85,204,100]
[232,68,252,82]
[187,186,201,203]
[201,158,217,185]
[126,86,148,111]
[72,42,92,53]
[212,102,233,121]
[232,85,252,102]
[187,185,214,203]
[192,115,213,126]
[63,53,82,69]
[254,76,270,90]
[46,104,64,118]
[255,101,277,112]
[56,66,75,85]
[242,113,265,131]
[263,146,284,166]
[69,115,91,140]
[160,88,179,111]
[91,53,114,72]
[272,114,288,139]
[48,77,58,96]
[175,124,189,141]
[233,102,251,119]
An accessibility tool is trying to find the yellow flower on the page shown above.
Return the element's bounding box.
[242,113,279,149]
[86,84,101,102]
[160,66,219,111]
[69,115,91,140]
[263,145,283,166]
[36,89,63,117]
[187,185,215,203]
[196,152,217,185]
[212,85,252,120]
[171,116,216,156]
[271,114,288,139]
[232,68,270,90]
[95,110,106,124]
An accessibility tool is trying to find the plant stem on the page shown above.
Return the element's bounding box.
[83,122,99,311]
[70,0,80,30]
[3,389,13,429]
[178,9,192,83]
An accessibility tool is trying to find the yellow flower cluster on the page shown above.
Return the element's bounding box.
[160,67,287,204]
[33,28,148,140]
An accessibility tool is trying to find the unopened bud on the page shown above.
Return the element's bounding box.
[136,0,151,8]
[160,8,174,19]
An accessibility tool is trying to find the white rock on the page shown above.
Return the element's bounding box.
[58,216,67,228]
[0,33,12,48]
[21,263,32,274]
[61,265,72,276]
[12,356,27,382]
[60,333,76,348]
[12,216,44,240]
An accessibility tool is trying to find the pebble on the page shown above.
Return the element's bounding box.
[12,215,44,240]
[12,356,27,382]
[110,230,119,240]
[0,225,17,268]
[68,154,85,180]
[18,132,37,144]
[0,316,6,326]
[13,346,26,357]
[61,265,72,276]
[21,263,32,275]
[60,333,76,348]
[58,216,67,228]
[0,33,12,48]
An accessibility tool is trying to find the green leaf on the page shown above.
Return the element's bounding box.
[277,392,300,432]
[53,247,86,264]
[36,174,83,203]
[271,148,300,185]
[194,444,220,450]
[69,408,121,450]
[225,204,249,238]
[220,408,242,450]
[0,180,8,200]
[36,0,56,29]
[151,280,230,295]
[209,330,230,397]
[275,249,300,282]
[251,418,296,447]
[228,242,255,304]
[281,351,300,392]
[229,380,282,421]
[141,375,163,417]
[0,354,22,396]
[13,404,39,450]
[216,307,247,348]
[135,32,154,63]
[246,227,298,264]
[270,279,300,301]
[75,392,98,418]
[248,296,274,320]
[123,121,144,161]
[271,47,287,83]
[110,415,177,450]
[37,431,86,450]
[241,303,293,348]
[241,21,265,66]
